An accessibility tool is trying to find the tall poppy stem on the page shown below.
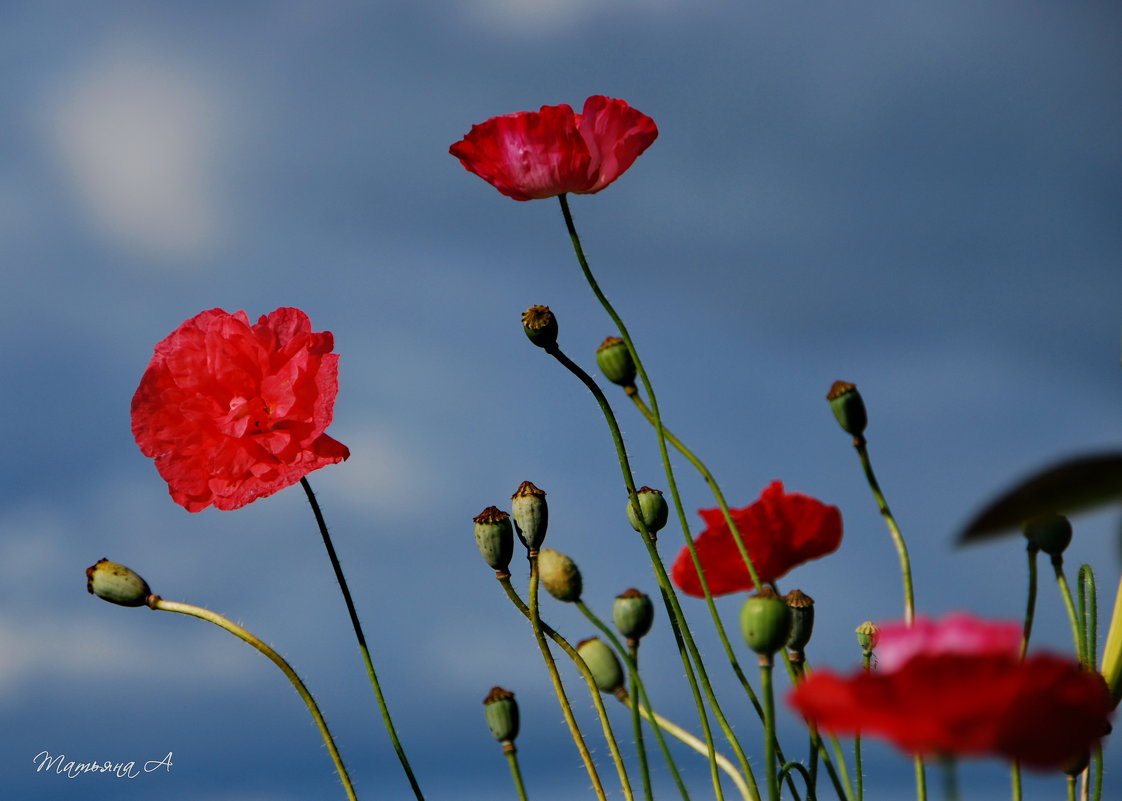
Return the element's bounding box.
[299,477,424,801]
[503,746,530,801]
[148,596,357,801]
[557,193,757,801]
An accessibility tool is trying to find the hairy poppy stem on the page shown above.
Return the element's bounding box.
[147,596,357,801]
[299,478,424,801]
[495,573,626,801]
[575,599,695,801]
[558,192,758,801]
[504,747,530,801]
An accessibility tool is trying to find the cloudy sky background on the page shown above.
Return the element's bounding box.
[2,1,1120,799]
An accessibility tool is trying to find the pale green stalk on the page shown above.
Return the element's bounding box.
[503,746,530,801]
[149,596,357,801]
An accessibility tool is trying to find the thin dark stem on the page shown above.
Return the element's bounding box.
[300,477,424,801]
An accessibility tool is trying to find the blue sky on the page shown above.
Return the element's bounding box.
[2,2,1120,799]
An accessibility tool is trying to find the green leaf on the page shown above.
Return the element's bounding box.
[958,452,1122,543]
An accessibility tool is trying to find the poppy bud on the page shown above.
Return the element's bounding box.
[483,686,520,744]
[784,589,815,654]
[826,381,867,438]
[85,558,152,607]
[613,589,655,643]
[740,588,792,658]
[522,305,558,350]
[537,549,582,602]
[577,637,625,695]
[596,336,636,388]
[1022,513,1072,557]
[511,481,548,552]
[474,507,515,572]
[626,486,668,536]
[855,621,880,657]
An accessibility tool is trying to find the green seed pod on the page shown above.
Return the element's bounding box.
[826,380,867,437]
[483,686,519,743]
[537,549,582,602]
[511,481,548,551]
[784,589,815,653]
[626,487,669,536]
[740,588,792,657]
[85,558,152,607]
[1022,513,1072,557]
[595,336,636,388]
[855,621,880,657]
[577,637,625,695]
[613,589,655,642]
[521,305,558,350]
[473,506,515,572]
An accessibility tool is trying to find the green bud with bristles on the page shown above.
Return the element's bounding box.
[740,588,792,657]
[521,305,558,350]
[538,549,582,602]
[596,336,636,388]
[577,637,625,695]
[784,589,815,654]
[483,686,519,743]
[511,481,548,552]
[826,380,867,437]
[1022,513,1072,557]
[626,486,668,536]
[85,558,152,607]
[473,506,515,572]
[613,589,655,643]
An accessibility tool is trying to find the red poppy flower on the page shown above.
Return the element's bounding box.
[788,651,1112,770]
[671,481,842,597]
[449,95,658,201]
[131,307,350,512]
[874,612,1021,672]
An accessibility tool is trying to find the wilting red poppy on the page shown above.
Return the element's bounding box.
[670,481,842,597]
[449,95,658,201]
[788,650,1112,770]
[131,307,350,512]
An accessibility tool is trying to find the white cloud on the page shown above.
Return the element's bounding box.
[43,44,228,262]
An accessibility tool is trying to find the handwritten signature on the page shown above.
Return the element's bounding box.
[33,750,173,779]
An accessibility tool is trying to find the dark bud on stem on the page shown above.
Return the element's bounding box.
[522,305,558,349]
[1022,513,1072,557]
[784,589,815,654]
[613,588,655,643]
[596,336,636,389]
[483,686,520,744]
[474,507,515,573]
[85,559,152,607]
[826,380,867,438]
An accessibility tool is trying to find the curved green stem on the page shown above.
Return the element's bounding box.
[524,555,610,801]
[1078,565,1098,669]
[1100,573,1122,704]
[620,693,756,801]
[1051,555,1085,662]
[503,745,530,801]
[778,762,816,801]
[300,478,423,800]
[148,596,357,801]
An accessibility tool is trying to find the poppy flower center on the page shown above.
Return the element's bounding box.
[222,395,272,438]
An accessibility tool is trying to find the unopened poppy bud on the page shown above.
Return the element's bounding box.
[596,336,636,388]
[784,589,815,654]
[538,549,582,602]
[483,686,519,743]
[85,558,151,607]
[626,486,668,536]
[522,305,558,349]
[613,589,654,643]
[474,506,515,572]
[511,481,548,551]
[577,637,625,695]
[826,381,867,438]
[1022,513,1072,557]
[855,621,880,656]
[740,588,792,658]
